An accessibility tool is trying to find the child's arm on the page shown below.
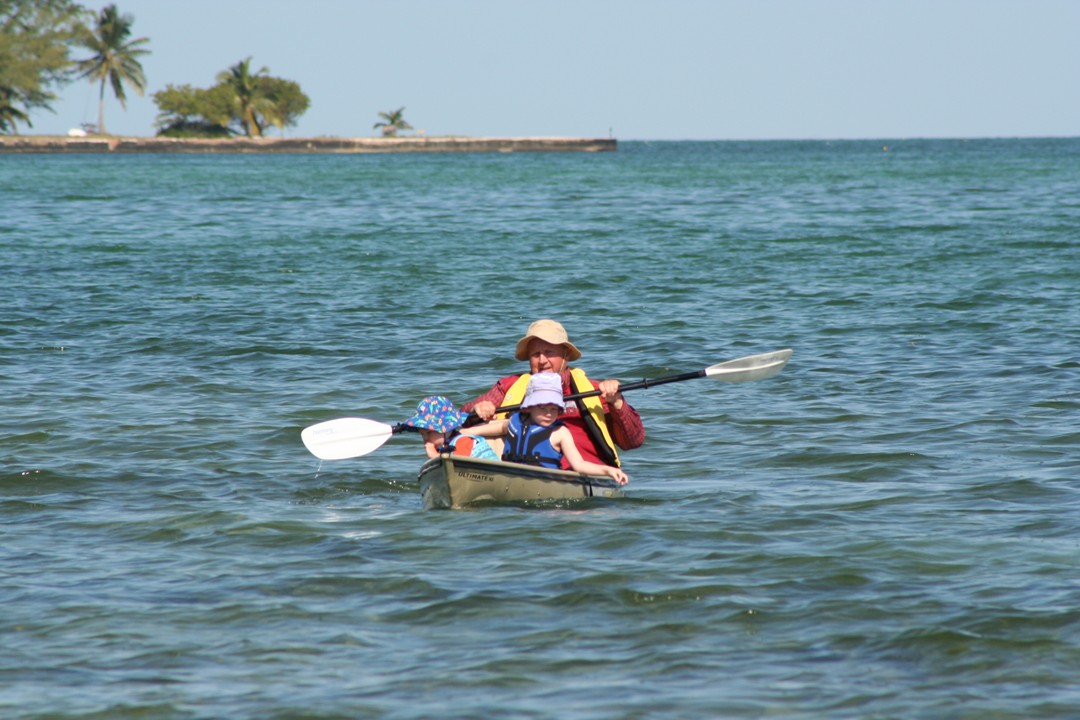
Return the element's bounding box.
[460,418,509,439]
[551,427,629,485]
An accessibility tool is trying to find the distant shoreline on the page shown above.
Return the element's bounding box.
[0,135,616,154]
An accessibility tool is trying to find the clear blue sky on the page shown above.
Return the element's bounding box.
[31,0,1080,140]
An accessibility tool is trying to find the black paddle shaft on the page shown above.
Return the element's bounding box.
[462,368,707,424]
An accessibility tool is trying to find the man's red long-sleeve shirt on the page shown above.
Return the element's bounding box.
[462,370,645,468]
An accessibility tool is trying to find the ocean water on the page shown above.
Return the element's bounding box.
[3,139,1079,719]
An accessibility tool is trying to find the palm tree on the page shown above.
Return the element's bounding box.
[374,107,413,137]
[74,4,150,135]
[217,57,276,137]
[0,87,32,134]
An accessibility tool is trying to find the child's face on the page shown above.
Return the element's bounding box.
[527,403,562,427]
[420,428,449,446]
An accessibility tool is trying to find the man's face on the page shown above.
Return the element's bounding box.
[526,339,567,374]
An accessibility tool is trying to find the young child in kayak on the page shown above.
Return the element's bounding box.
[404,395,499,460]
[465,372,629,485]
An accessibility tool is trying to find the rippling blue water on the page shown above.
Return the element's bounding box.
[3,139,1079,718]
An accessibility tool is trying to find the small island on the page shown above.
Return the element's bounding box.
[3,5,614,155]
[0,135,617,154]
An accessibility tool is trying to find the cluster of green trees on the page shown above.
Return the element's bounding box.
[152,57,308,138]
[2,0,416,138]
[2,0,310,137]
[1,0,146,133]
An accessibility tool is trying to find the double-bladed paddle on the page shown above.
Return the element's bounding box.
[301,348,792,461]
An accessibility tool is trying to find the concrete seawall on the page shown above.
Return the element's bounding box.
[0,136,616,154]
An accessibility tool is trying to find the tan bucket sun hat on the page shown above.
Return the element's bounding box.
[514,319,582,361]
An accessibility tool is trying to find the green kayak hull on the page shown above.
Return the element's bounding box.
[418,455,623,510]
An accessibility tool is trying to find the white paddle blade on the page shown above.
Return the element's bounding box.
[704,348,793,382]
[301,417,395,460]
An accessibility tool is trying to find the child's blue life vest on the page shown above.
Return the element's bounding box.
[502,412,563,468]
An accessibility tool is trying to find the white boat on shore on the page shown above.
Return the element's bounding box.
[418,455,623,510]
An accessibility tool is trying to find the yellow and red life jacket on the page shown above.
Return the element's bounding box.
[498,368,620,467]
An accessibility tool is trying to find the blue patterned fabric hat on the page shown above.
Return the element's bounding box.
[405,396,466,433]
[521,372,566,409]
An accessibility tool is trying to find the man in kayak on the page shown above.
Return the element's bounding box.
[461,319,645,469]
[465,372,629,485]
